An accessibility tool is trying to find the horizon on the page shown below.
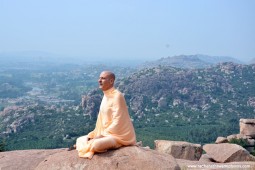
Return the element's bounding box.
[1,0,255,62]
[0,51,252,67]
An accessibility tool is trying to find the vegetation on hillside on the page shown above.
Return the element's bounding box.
[0,61,255,150]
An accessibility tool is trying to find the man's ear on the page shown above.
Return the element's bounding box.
[110,79,114,84]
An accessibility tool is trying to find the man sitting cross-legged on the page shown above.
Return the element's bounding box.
[73,71,136,159]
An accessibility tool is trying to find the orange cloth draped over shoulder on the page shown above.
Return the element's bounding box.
[76,87,136,159]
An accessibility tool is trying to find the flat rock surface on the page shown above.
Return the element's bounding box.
[0,148,65,170]
[1,146,255,170]
[0,146,180,170]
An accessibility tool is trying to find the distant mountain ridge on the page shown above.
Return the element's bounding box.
[141,54,243,69]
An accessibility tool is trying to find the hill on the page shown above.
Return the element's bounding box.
[1,62,255,150]
[89,62,255,146]
[141,54,243,69]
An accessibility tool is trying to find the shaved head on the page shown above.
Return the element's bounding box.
[98,71,116,91]
[101,71,115,81]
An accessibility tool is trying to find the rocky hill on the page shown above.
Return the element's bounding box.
[77,62,255,147]
[140,54,243,69]
[1,62,255,150]
[0,63,135,150]
[79,62,255,124]
[116,62,255,121]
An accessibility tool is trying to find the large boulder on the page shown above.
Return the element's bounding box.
[0,146,180,170]
[0,149,63,170]
[227,134,250,142]
[240,119,255,138]
[1,145,255,170]
[36,146,180,170]
[154,140,202,161]
[199,154,215,163]
[227,134,238,141]
[215,136,228,144]
[203,143,255,163]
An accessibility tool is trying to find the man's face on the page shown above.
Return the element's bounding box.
[98,72,114,91]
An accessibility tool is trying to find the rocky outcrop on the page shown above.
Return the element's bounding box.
[0,146,180,170]
[203,143,255,163]
[240,119,255,138]
[215,136,228,144]
[1,144,255,170]
[81,89,102,120]
[0,149,63,170]
[154,140,202,161]
[215,118,255,155]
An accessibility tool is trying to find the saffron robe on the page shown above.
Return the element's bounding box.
[76,87,136,159]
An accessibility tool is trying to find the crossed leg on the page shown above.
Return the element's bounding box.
[90,136,122,153]
[76,135,122,159]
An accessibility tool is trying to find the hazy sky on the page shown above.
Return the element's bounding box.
[1,0,255,61]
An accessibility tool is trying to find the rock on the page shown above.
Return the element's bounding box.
[236,134,250,139]
[247,138,255,146]
[158,97,168,108]
[154,140,202,161]
[2,146,255,170]
[240,119,255,124]
[240,119,255,138]
[0,149,64,170]
[227,134,237,141]
[203,143,255,163]
[199,154,215,163]
[136,141,143,147]
[36,146,180,170]
[0,146,180,170]
[227,134,251,143]
[176,159,255,170]
[81,90,102,120]
[215,137,228,144]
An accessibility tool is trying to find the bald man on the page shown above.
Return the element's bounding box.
[75,71,136,159]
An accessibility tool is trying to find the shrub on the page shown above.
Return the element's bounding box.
[228,138,249,147]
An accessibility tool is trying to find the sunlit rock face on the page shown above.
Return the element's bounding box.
[240,119,255,138]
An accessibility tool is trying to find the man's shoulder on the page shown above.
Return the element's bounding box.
[113,88,123,96]
[113,89,125,99]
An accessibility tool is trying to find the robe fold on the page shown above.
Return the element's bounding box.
[76,87,136,159]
